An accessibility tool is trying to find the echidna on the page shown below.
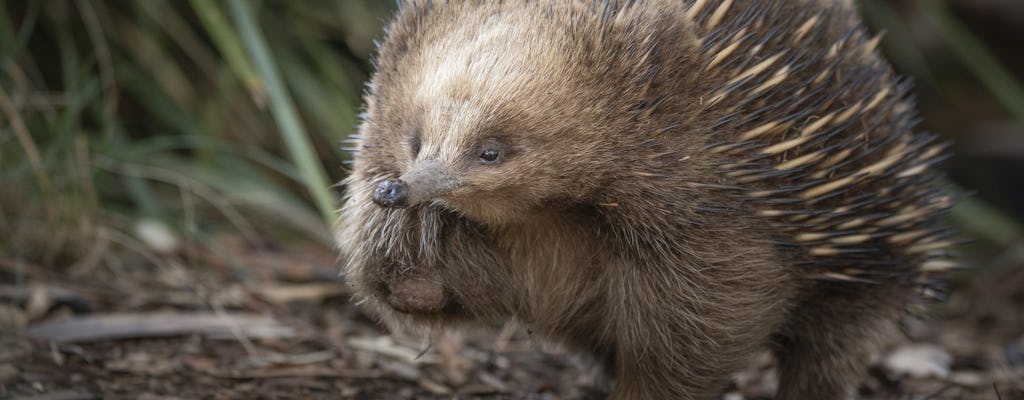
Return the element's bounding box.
[336,0,957,398]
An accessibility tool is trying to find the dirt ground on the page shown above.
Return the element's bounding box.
[2,235,1022,400]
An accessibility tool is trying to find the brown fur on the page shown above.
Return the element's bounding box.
[336,1,955,399]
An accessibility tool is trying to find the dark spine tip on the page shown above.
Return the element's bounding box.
[373,179,409,208]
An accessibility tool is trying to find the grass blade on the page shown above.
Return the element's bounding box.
[226,0,337,226]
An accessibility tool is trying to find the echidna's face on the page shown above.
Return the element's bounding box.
[356,2,701,226]
[367,119,539,226]
[362,92,589,226]
[359,11,620,226]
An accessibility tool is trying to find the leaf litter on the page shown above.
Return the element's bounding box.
[1,237,1022,399]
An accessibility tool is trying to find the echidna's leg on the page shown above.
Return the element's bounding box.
[607,255,795,400]
[772,281,909,400]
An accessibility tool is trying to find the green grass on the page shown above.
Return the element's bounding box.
[0,1,391,266]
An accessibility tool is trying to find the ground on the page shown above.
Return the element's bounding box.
[2,236,1022,400]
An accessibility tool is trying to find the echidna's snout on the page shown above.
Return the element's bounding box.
[373,179,408,208]
[372,160,461,209]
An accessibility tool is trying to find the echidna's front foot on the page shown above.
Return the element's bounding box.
[380,275,448,314]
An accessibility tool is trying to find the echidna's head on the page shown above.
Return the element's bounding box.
[354,1,700,226]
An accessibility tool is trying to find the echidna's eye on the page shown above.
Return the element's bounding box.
[480,148,501,164]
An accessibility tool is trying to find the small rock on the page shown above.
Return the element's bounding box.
[722,393,745,400]
[134,219,180,253]
[882,343,952,379]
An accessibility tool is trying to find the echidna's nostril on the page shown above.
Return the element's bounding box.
[373,179,409,208]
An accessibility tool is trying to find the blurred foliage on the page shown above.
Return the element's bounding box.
[1,0,1022,278]
[858,0,1024,276]
[0,0,393,268]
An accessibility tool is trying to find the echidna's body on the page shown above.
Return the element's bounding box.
[337,1,955,399]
